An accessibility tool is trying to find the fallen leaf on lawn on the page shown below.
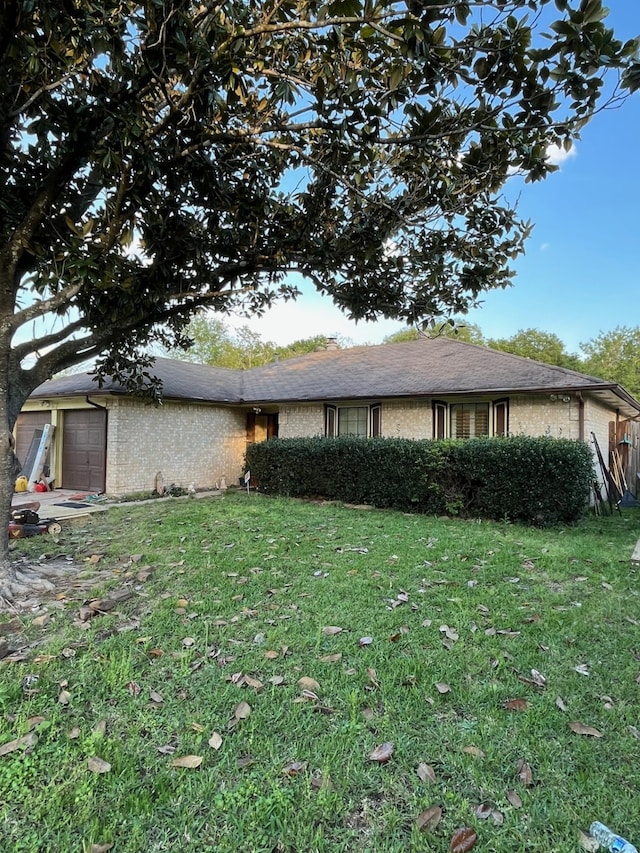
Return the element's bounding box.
[322,626,343,635]
[491,810,504,826]
[416,805,442,832]
[569,721,603,738]
[417,762,436,783]
[556,695,568,712]
[435,682,451,694]
[170,755,203,769]
[506,790,522,808]
[26,716,45,731]
[310,769,332,790]
[90,844,114,853]
[236,755,254,769]
[32,613,50,628]
[94,720,107,736]
[367,668,379,687]
[264,650,279,659]
[58,689,71,706]
[68,727,81,740]
[578,829,600,852]
[358,636,373,647]
[368,741,394,763]
[0,731,38,757]
[87,756,111,774]
[244,675,264,691]
[516,759,534,787]
[182,637,195,648]
[268,675,285,686]
[148,648,165,658]
[449,827,477,852]
[462,745,485,758]
[283,760,307,776]
[574,664,590,676]
[149,690,164,705]
[474,803,493,820]
[234,701,252,720]
[530,668,546,687]
[61,647,76,659]
[127,681,141,697]
[439,625,459,641]
[298,676,320,693]
[88,554,102,564]
[318,653,342,663]
[176,598,189,607]
[503,698,528,712]
[208,732,223,750]
[628,725,640,739]
[190,722,205,733]
[156,744,176,755]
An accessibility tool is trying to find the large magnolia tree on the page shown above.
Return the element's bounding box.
[1,0,638,594]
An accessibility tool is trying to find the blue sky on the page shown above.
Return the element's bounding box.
[227,4,639,355]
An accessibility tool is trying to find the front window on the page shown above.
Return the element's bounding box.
[433,399,508,439]
[450,403,490,439]
[325,404,381,438]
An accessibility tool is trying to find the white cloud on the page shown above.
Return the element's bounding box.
[545,142,577,167]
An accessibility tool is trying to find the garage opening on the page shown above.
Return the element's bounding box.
[62,409,107,492]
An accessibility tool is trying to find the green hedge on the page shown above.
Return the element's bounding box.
[245,436,595,525]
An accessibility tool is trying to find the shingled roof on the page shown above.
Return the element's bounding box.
[29,338,640,417]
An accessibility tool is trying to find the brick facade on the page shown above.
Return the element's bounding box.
[105,398,246,494]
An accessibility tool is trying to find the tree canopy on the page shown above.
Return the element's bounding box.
[1,0,639,589]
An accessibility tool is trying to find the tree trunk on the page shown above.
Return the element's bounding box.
[0,345,28,601]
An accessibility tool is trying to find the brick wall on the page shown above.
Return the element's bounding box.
[277,404,325,438]
[105,399,246,494]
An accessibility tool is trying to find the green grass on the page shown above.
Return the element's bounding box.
[1,493,639,852]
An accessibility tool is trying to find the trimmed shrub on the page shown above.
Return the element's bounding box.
[245,435,594,525]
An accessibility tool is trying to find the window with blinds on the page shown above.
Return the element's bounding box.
[450,403,490,439]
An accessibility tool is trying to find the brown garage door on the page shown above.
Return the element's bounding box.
[62,409,107,492]
[15,412,51,474]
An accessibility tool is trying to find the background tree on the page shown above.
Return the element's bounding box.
[487,328,583,369]
[580,326,640,398]
[167,316,329,368]
[385,319,485,345]
[1,0,638,594]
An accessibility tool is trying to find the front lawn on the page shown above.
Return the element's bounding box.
[1,493,639,852]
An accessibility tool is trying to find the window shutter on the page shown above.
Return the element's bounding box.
[493,399,509,437]
[325,404,336,437]
[370,404,381,437]
[433,401,447,439]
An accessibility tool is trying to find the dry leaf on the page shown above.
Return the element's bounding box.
[244,675,264,691]
[462,745,485,758]
[58,689,71,706]
[264,650,279,659]
[556,695,568,712]
[182,637,195,648]
[318,653,342,663]
[578,829,600,852]
[87,756,111,774]
[0,731,37,757]
[450,827,477,852]
[474,803,493,820]
[322,626,343,635]
[435,682,451,694]
[506,790,522,808]
[269,675,285,686]
[171,754,203,769]
[68,727,81,740]
[127,681,141,697]
[368,741,394,763]
[574,664,590,676]
[91,844,114,853]
[156,744,176,755]
[516,759,534,786]
[149,690,164,705]
[416,805,442,832]
[366,667,379,687]
[234,701,252,720]
[208,732,223,750]
[358,636,373,647]
[503,698,528,712]
[417,762,436,783]
[568,721,603,738]
[439,625,459,641]
[298,676,320,693]
[283,760,308,776]
[237,755,254,769]
[530,668,546,687]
